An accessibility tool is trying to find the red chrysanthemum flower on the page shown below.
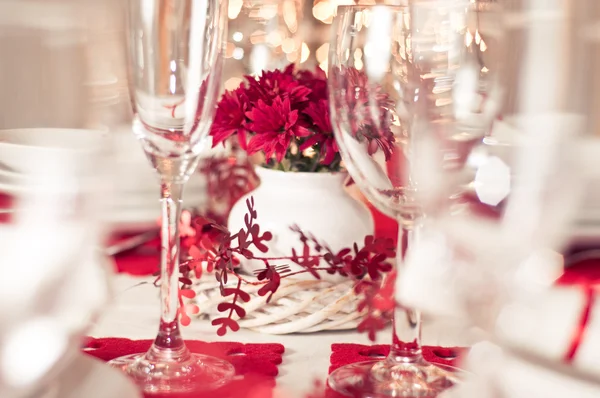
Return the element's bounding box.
[245,65,311,110]
[246,96,311,162]
[303,99,332,134]
[300,100,339,165]
[297,68,328,103]
[210,87,249,149]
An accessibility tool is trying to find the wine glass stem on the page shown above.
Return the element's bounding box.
[388,223,423,363]
[150,180,188,358]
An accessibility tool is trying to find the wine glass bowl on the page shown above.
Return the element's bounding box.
[128,0,225,162]
[328,56,418,223]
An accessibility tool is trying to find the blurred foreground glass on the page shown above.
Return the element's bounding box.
[395,2,600,398]
[327,4,469,397]
[399,0,591,335]
[443,342,600,398]
[0,1,115,396]
[105,0,235,394]
[448,0,600,374]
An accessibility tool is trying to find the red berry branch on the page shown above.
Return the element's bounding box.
[171,196,396,340]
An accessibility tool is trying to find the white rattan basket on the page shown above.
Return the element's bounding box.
[193,274,363,334]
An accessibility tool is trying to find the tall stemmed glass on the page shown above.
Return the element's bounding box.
[107,0,235,394]
[327,3,469,397]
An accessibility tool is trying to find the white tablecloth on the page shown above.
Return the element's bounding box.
[91,275,481,397]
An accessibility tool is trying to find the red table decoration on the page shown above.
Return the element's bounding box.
[114,247,159,276]
[0,192,14,224]
[558,258,600,287]
[83,337,284,398]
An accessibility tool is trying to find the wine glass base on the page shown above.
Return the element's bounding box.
[107,352,235,395]
[328,359,461,397]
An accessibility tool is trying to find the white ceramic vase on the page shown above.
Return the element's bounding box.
[227,167,375,282]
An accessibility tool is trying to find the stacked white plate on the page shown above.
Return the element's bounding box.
[0,128,107,199]
[0,126,219,233]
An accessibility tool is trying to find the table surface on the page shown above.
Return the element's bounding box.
[91,274,482,397]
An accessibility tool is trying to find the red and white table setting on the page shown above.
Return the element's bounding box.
[4,1,600,398]
[91,211,600,398]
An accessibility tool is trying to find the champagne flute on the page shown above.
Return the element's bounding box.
[327,3,469,397]
[106,0,235,394]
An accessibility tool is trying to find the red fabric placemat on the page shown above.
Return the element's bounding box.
[325,344,468,398]
[329,344,467,373]
[82,337,284,398]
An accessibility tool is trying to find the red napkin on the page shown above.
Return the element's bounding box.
[369,203,399,244]
[114,247,159,276]
[558,258,600,286]
[83,337,284,398]
[109,232,160,276]
[0,192,14,224]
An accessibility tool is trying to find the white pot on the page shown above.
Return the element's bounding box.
[227,167,374,282]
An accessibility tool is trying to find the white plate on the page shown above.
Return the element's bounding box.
[0,128,106,175]
[35,354,141,398]
[0,166,29,180]
[0,178,28,193]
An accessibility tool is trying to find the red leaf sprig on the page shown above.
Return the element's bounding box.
[173,196,396,340]
[212,279,251,335]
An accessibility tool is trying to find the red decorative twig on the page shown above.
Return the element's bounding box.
[211,279,251,336]
[170,196,396,339]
